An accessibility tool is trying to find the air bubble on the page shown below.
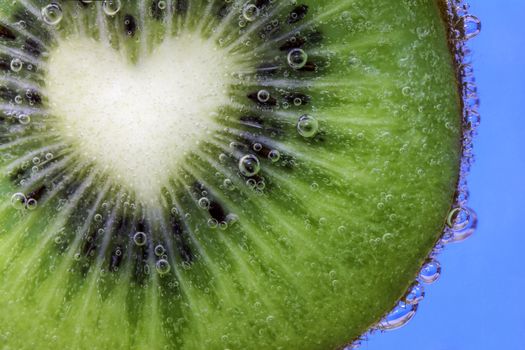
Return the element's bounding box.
[41,3,63,26]
[198,197,210,209]
[157,0,167,10]
[445,207,477,243]
[94,213,102,222]
[287,48,308,69]
[18,114,30,125]
[10,58,23,72]
[154,244,166,256]
[253,143,263,152]
[103,0,121,16]
[45,153,54,160]
[26,198,37,210]
[14,95,23,104]
[242,4,259,22]
[461,15,481,40]
[377,302,417,331]
[419,260,441,284]
[268,150,280,162]
[297,114,319,138]
[11,193,26,209]
[207,218,218,228]
[238,154,260,177]
[155,259,171,275]
[133,232,147,246]
[257,90,270,103]
[405,282,425,305]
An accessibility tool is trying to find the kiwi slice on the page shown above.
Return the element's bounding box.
[0,0,472,349]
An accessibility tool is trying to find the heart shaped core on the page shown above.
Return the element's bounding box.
[46,35,232,200]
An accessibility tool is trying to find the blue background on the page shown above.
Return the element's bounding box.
[365,1,525,349]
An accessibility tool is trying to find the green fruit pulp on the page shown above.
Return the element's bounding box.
[0,1,461,349]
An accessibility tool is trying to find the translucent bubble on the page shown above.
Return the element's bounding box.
[154,244,166,256]
[219,221,228,230]
[253,143,263,152]
[14,95,23,104]
[242,4,259,22]
[268,150,280,162]
[45,152,54,160]
[287,48,308,69]
[207,218,218,228]
[293,97,303,106]
[405,282,425,305]
[419,260,441,284]
[238,154,260,177]
[157,0,167,10]
[81,0,93,3]
[377,301,417,331]
[26,198,37,210]
[41,3,63,25]
[155,259,171,275]
[10,58,23,72]
[198,197,210,209]
[18,114,30,125]
[133,232,147,246]
[297,114,319,138]
[103,0,121,16]
[257,90,270,103]
[223,178,234,190]
[11,192,26,209]
[462,14,481,40]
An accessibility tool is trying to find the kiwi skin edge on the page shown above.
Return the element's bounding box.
[0,1,474,349]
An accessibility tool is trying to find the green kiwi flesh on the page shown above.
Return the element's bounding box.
[0,0,462,349]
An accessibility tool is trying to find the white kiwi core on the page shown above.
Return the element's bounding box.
[46,35,232,200]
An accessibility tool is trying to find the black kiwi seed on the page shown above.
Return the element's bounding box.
[0,23,16,41]
[124,15,137,37]
[287,5,309,24]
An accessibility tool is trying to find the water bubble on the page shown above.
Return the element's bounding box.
[253,143,263,152]
[405,282,425,305]
[133,232,147,246]
[18,114,30,125]
[444,207,477,243]
[401,86,412,96]
[41,3,63,25]
[157,0,167,10]
[45,152,54,160]
[14,95,23,104]
[154,244,165,257]
[257,90,270,103]
[238,154,260,177]
[10,58,23,72]
[293,97,303,106]
[461,14,481,40]
[80,0,93,3]
[242,4,259,22]
[103,0,121,16]
[207,218,218,228]
[94,213,102,222]
[155,259,171,275]
[377,302,417,331]
[11,192,26,209]
[198,197,210,209]
[419,260,441,284]
[219,221,228,230]
[26,198,37,210]
[297,114,319,138]
[268,150,280,162]
[287,48,308,69]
